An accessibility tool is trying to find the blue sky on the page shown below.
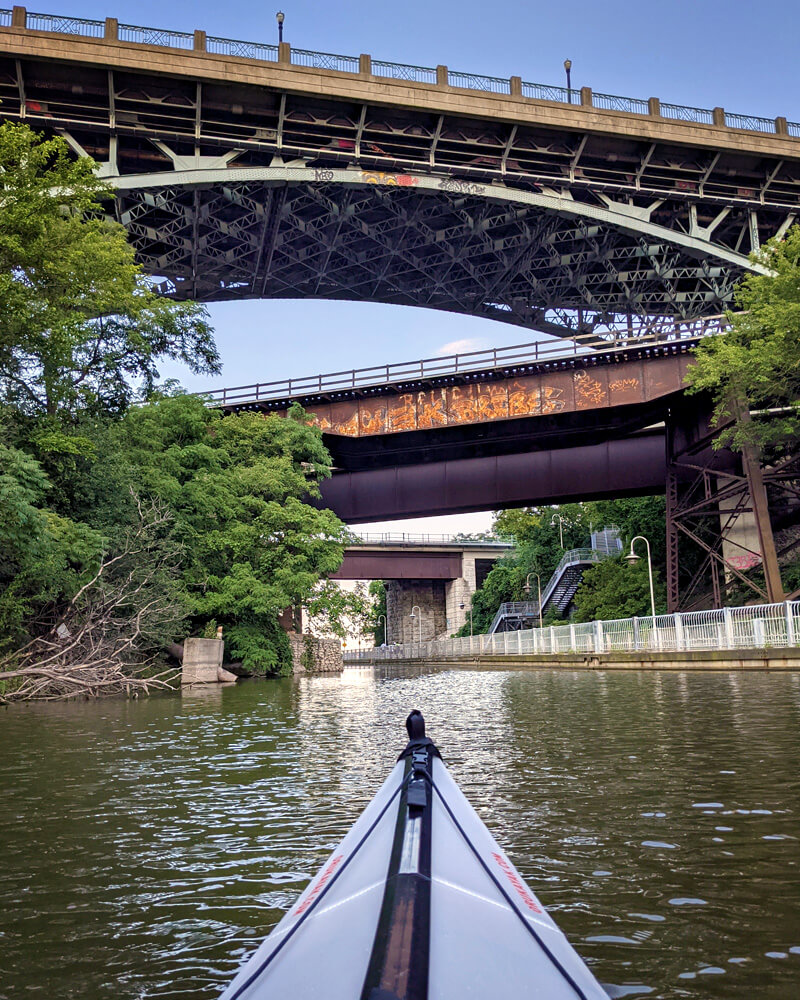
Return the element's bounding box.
[36,0,800,531]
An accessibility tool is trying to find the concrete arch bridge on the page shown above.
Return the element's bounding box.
[1,9,800,337]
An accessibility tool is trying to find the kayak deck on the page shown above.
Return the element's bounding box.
[219,716,608,1000]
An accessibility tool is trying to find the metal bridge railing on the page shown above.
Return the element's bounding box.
[291,47,360,73]
[448,71,511,95]
[371,60,436,84]
[117,23,194,48]
[592,92,650,115]
[344,601,800,663]
[205,314,727,408]
[659,102,715,125]
[3,10,798,140]
[350,532,510,548]
[26,11,103,35]
[207,36,278,61]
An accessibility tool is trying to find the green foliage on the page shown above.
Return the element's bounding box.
[458,497,668,634]
[93,394,349,674]
[0,442,102,649]
[307,581,372,640]
[0,124,218,419]
[686,226,800,453]
[367,580,388,644]
[572,557,667,623]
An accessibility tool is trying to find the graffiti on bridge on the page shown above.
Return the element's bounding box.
[298,359,687,437]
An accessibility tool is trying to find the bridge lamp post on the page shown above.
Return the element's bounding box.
[409,605,422,643]
[625,535,657,619]
[276,11,285,43]
[378,613,387,645]
[523,573,543,630]
[459,601,474,636]
[550,513,567,549]
[564,59,572,103]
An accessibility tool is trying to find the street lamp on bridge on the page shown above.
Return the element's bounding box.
[550,513,568,549]
[276,11,285,44]
[625,535,657,619]
[459,601,474,636]
[378,613,387,644]
[564,59,572,103]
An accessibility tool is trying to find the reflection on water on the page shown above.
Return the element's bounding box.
[1,668,799,999]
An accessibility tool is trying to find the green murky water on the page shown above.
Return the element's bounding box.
[1,667,799,998]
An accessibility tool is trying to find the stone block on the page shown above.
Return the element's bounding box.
[289,633,343,673]
[182,637,225,684]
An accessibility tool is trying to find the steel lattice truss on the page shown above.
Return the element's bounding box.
[2,43,799,335]
[116,176,747,336]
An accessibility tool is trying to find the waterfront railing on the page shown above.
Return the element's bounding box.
[1,9,798,140]
[345,600,800,662]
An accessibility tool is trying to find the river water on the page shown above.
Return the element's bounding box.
[1,667,799,999]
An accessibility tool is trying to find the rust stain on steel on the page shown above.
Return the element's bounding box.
[303,354,687,438]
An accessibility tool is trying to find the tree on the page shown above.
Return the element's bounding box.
[686,226,800,453]
[366,580,387,645]
[0,124,218,421]
[0,442,102,652]
[99,394,350,674]
[572,557,667,622]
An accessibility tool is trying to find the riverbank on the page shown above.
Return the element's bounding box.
[347,647,800,671]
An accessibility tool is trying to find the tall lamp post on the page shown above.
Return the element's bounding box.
[459,601,474,636]
[625,535,656,619]
[523,572,543,629]
[564,59,572,103]
[377,613,387,646]
[409,604,422,643]
[550,513,567,549]
[276,10,284,43]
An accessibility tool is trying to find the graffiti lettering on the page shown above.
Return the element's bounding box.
[574,372,605,407]
[361,171,418,187]
[609,378,640,393]
[438,178,486,196]
[314,168,335,182]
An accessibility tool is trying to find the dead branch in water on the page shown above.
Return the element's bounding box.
[0,493,186,703]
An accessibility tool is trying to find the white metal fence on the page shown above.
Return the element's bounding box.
[345,601,800,663]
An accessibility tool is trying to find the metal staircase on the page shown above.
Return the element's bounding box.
[488,528,622,633]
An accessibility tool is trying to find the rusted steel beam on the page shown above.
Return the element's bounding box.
[318,431,666,522]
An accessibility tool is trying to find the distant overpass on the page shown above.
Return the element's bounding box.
[332,534,513,642]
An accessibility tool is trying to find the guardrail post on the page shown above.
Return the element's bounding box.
[11,6,26,27]
[712,106,725,126]
[648,97,661,116]
[278,41,291,64]
[632,616,640,650]
[510,75,522,97]
[674,612,685,651]
[503,630,508,654]
[785,602,796,646]
[569,624,576,652]
[193,29,207,52]
[104,17,118,41]
[580,86,592,107]
[436,64,448,87]
[723,607,734,648]
[549,626,556,653]
[359,53,371,75]
[775,116,788,135]
[593,620,604,654]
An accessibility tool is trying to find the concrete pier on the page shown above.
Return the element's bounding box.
[181,638,237,684]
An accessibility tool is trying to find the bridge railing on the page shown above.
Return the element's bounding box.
[206,314,727,407]
[349,532,511,548]
[345,601,800,663]
[2,9,799,139]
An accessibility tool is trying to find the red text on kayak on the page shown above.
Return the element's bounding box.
[294,854,344,915]
[492,852,543,914]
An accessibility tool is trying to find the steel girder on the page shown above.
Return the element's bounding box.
[111,165,752,337]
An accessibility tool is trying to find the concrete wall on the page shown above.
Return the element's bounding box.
[386,580,447,643]
[289,633,343,673]
[181,638,237,684]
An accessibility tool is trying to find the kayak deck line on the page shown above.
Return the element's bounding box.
[218,711,610,1000]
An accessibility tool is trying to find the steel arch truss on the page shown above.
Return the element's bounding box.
[113,166,752,337]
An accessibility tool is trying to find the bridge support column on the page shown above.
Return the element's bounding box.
[386,580,447,644]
